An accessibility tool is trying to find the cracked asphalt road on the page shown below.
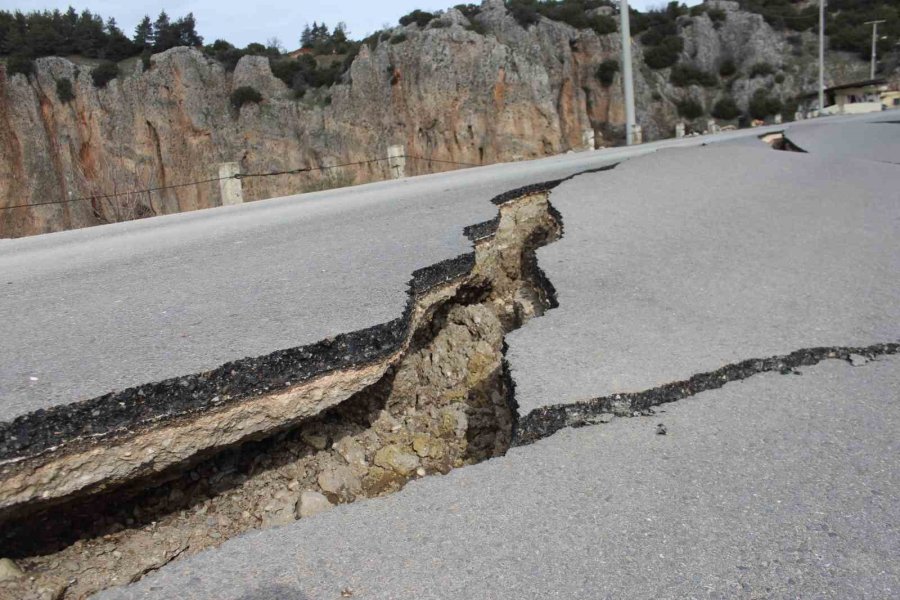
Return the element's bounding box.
[507,141,900,416]
[0,113,887,421]
[1,111,898,599]
[101,356,900,600]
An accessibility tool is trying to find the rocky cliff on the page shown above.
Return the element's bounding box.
[0,0,871,237]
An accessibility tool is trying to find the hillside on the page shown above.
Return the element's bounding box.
[0,0,889,238]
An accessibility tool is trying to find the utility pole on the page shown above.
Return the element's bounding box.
[818,0,825,113]
[865,20,886,79]
[619,0,637,145]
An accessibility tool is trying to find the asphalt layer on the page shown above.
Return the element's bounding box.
[784,118,900,164]
[0,122,796,423]
[99,355,900,600]
[506,142,900,417]
[0,113,888,424]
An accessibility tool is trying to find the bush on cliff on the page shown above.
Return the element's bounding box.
[230,85,262,109]
[90,61,119,88]
[643,36,683,69]
[748,62,775,78]
[676,98,704,120]
[596,58,619,87]
[4,54,35,78]
[670,63,717,87]
[399,10,435,28]
[718,57,737,77]
[508,2,540,28]
[56,77,75,103]
[711,96,740,120]
[748,89,782,120]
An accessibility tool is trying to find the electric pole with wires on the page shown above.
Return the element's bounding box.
[864,20,887,79]
[818,0,826,113]
[618,0,637,145]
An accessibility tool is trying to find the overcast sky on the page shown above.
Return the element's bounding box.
[8,1,701,48]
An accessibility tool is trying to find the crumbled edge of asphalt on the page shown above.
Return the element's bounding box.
[0,177,585,463]
[776,132,809,153]
[513,343,900,446]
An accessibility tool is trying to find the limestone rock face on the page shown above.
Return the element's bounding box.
[0,5,871,237]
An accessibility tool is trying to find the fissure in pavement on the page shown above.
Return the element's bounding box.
[0,185,563,600]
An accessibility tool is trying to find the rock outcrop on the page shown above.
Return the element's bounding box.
[0,1,871,237]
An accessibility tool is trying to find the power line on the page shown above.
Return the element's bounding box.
[0,155,481,212]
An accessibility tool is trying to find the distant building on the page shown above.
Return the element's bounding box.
[799,78,899,116]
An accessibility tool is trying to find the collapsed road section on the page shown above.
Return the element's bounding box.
[0,179,570,599]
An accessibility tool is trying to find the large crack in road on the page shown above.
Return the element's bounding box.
[3,161,897,599]
[1,183,565,600]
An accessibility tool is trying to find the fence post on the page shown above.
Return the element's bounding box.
[388,145,406,179]
[582,128,596,150]
[218,162,243,206]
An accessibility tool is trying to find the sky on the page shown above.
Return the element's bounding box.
[7,1,702,49]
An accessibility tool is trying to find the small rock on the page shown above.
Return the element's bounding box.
[296,491,333,519]
[848,354,870,367]
[412,434,443,459]
[656,424,667,436]
[341,588,354,597]
[301,432,328,451]
[416,467,426,477]
[0,558,25,581]
[317,465,360,496]
[334,437,367,466]
[598,413,614,424]
[374,444,420,476]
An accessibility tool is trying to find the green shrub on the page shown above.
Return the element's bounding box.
[56,77,75,103]
[429,20,449,29]
[748,89,781,120]
[454,4,481,19]
[711,96,740,120]
[707,8,726,24]
[718,57,737,77]
[464,20,488,35]
[774,72,785,84]
[644,44,679,69]
[5,55,35,78]
[596,58,619,87]
[589,15,617,36]
[641,28,664,46]
[670,64,717,87]
[676,98,704,120]
[390,33,408,44]
[399,9,435,27]
[230,85,262,109]
[509,3,540,28]
[90,61,119,88]
[748,62,775,78]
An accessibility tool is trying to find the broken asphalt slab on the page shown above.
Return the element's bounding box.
[98,355,900,600]
[507,142,900,419]
[784,118,900,164]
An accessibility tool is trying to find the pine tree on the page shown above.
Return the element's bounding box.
[300,24,312,48]
[133,15,153,50]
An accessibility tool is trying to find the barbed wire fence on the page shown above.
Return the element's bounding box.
[0,152,483,227]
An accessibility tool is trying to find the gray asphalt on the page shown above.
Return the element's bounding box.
[99,355,900,600]
[507,141,900,415]
[786,118,900,164]
[0,117,806,420]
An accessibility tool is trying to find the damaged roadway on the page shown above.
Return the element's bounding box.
[101,355,900,600]
[1,111,899,598]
